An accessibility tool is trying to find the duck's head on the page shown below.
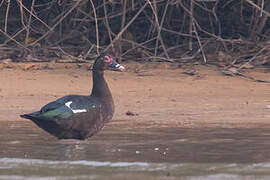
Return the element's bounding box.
[93,53,125,72]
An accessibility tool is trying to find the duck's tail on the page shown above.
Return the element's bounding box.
[20,112,40,121]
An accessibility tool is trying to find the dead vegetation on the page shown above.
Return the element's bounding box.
[0,0,270,71]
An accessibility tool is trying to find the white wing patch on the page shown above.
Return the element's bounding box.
[65,101,87,113]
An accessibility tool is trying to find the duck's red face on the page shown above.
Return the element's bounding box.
[104,55,113,64]
[93,54,125,72]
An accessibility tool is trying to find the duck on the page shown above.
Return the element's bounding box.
[20,53,125,140]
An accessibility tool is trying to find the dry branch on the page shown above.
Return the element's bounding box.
[0,0,269,67]
[89,0,99,55]
[104,1,148,52]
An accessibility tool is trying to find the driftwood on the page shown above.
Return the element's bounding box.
[221,67,270,84]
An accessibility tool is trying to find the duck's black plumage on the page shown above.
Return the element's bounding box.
[20,54,124,140]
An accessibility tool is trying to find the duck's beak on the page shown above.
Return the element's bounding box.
[109,60,125,72]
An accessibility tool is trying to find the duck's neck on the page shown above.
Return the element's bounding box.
[91,70,112,100]
[91,70,115,122]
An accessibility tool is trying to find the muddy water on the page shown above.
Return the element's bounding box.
[1,121,270,180]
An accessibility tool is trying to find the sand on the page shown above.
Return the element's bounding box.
[1,62,270,130]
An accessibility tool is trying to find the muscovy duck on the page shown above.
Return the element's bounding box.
[20,53,125,140]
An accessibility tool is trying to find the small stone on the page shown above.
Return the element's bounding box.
[126,111,139,116]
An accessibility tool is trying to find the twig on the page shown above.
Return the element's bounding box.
[143,56,175,62]
[17,0,27,33]
[147,0,169,59]
[222,67,270,84]
[89,0,99,55]
[84,44,95,59]
[25,0,36,44]
[104,1,148,52]
[239,45,268,69]
[3,26,27,45]
[103,0,113,49]
[260,0,264,16]
[4,0,10,32]
[161,27,196,39]
[30,0,83,46]
[119,37,157,57]
[157,1,169,57]
[193,22,207,63]
[117,0,127,62]
[15,0,52,31]
[245,0,270,17]
[0,29,31,51]
[0,0,4,8]
[189,0,194,50]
